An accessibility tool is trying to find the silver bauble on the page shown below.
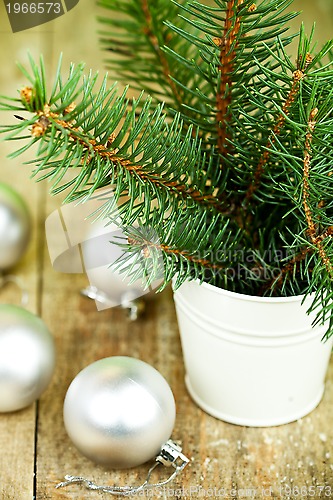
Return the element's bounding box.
[63,357,176,468]
[0,305,55,412]
[0,183,31,271]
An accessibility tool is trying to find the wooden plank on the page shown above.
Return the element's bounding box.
[0,407,36,500]
[0,3,53,498]
[0,97,40,500]
[0,102,39,499]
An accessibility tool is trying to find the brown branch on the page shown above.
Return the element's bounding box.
[215,0,244,156]
[30,105,224,213]
[245,68,305,200]
[258,246,313,295]
[128,237,225,271]
[261,108,333,294]
[141,0,182,106]
[302,108,333,278]
[159,243,223,269]
[245,53,313,201]
[259,226,333,295]
[303,108,318,239]
[313,226,333,245]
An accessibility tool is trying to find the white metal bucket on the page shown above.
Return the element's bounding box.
[173,280,333,427]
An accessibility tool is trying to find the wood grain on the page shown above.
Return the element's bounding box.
[0,1,332,498]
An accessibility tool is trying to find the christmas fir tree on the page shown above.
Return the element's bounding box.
[0,0,333,336]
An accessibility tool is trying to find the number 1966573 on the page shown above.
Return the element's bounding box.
[6,3,61,14]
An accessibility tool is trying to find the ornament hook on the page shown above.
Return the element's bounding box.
[80,285,145,320]
[56,439,189,495]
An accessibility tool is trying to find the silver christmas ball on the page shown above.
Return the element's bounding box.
[63,357,176,468]
[0,305,55,412]
[0,183,31,271]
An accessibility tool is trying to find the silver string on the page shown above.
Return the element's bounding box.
[0,273,29,306]
[56,440,189,496]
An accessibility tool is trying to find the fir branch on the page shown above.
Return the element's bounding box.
[114,210,245,290]
[259,246,312,295]
[215,0,245,156]
[52,113,223,211]
[140,0,182,106]
[313,226,333,245]
[128,236,225,271]
[164,0,298,155]
[261,225,333,295]
[98,0,192,111]
[245,63,307,201]
[303,108,318,239]
[0,58,224,219]
[30,104,222,211]
[302,107,333,278]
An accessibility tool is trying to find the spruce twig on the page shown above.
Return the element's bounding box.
[245,53,312,201]
[302,108,333,278]
[215,0,244,157]
[140,0,182,106]
[28,104,224,212]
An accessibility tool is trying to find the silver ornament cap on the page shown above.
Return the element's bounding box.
[0,304,55,412]
[63,356,176,468]
[0,183,31,271]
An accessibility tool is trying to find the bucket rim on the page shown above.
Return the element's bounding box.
[176,279,308,304]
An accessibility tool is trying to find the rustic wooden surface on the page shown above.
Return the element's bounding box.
[0,1,332,499]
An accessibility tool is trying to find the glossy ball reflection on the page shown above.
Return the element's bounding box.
[0,183,31,271]
[0,305,55,412]
[63,356,176,468]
